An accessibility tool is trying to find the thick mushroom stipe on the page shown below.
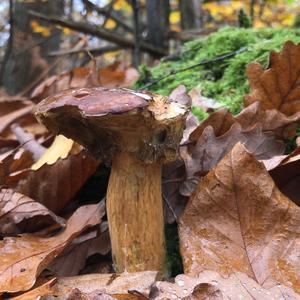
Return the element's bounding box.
[35,87,189,273]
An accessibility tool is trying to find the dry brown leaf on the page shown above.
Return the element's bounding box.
[150,271,299,300]
[65,289,147,300]
[181,123,284,196]
[188,87,223,112]
[2,140,99,213]
[45,271,158,299]
[0,201,105,293]
[244,41,300,115]
[48,228,111,276]
[179,142,300,293]
[169,85,192,107]
[31,62,139,102]
[190,102,300,144]
[269,147,300,207]
[10,278,57,300]
[0,103,34,135]
[0,188,65,236]
[66,288,117,300]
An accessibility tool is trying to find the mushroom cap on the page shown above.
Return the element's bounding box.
[35,87,189,163]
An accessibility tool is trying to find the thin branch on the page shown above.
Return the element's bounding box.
[29,11,166,57]
[48,44,120,57]
[10,124,46,160]
[141,47,248,89]
[82,0,133,33]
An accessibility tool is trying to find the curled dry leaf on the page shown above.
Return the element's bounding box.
[188,87,223,112]
[0,188,65,236]
[181,123,284,196]
[31,61,139,102]
[44,271,158,299]
[269,147,300,206]
[150,271,299,300]
[3,136,99,213]
[0,201,105,293]
[66,288,117,300]
[48,228,111,276]
[179,143,300,293]
[244,41,300,115]
[10,278,57,300]
[190,101,300,143]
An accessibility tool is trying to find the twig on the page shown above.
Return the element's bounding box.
[162,193,178,223]
[141,47,248,89]
[82,0,133,33]
[128,290,150,299]
[131,0,141,67]
[29,11,166,57]
[48,44,120,57]
[10,124,46,160]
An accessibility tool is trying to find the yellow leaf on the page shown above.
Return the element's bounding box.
[31,135,74,170]
[170,11,180,24]
[30,20,51,37]
[113,0,132,11]
[62,27,72,35]
[105,18,117,29]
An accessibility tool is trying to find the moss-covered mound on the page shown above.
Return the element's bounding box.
[135,27,300,115]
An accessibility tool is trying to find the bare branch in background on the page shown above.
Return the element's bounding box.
[82,0,133,33]
[48,44,121,57]
[29,11,166,57]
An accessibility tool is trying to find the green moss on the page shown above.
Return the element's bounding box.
[135,27,300,114]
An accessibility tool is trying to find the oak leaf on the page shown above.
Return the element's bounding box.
[151,271,299,300]
[0,188,65,236]
[3,139,99,213]
[244,41,300,115]
[48,228,111,276]
[0,201,105,293]
[179,143,300,293]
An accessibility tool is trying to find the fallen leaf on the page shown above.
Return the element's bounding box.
[188,87,222,112]
[10,278,57,300]
[244,41,300,115]
[65,289,147,300]
[3,142,99,213]
[0,188,65,236]
[31,62,139,102]
[0,103,34,135]
[48,271,158,299]
[48,227,111,276]
[0,201,105,293]
[66,288,117,300]
[150,271,299,300]
[179,143,300,293]
[269,147,300,206]
[169,85,192,107]
[31,135,75,170]
[181,123,284,196]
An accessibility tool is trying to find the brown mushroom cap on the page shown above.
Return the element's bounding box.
[35,87,189,163]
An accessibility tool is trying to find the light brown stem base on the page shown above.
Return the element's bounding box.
[107,152,165,273]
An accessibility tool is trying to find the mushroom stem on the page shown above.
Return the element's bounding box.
[107,152,166,273]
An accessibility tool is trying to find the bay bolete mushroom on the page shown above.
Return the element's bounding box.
[34,87,188,273]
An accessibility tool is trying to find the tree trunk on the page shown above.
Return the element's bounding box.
[146,0,170,55]
[179,0,203,30]
[1,0,64,95]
